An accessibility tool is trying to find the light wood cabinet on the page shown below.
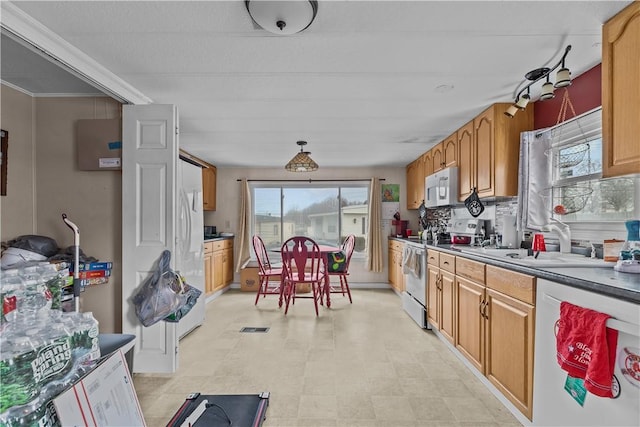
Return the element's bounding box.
[457,103,533,201]
[204,242,214,294]
[388,240,405,292]
[453,257,536,421]
[202,166,217,211]
[431,133,458,173]
[426,250,455,344]
[205,238,234,293]
[602,1,640,177]
[422,150,433,179]
[406,158,424,209]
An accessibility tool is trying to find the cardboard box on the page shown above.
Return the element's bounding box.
[240,266,260,292]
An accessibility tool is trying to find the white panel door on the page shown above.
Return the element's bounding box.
[122,104,178,373]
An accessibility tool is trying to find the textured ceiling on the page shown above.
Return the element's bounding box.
[0,1,632,168]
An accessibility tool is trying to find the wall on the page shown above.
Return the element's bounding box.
[534,64,601,129]
[0,85,122,333]
[204,166,411,284]
[0,85,36,239]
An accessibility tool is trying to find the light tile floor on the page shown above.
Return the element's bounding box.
[134,289,523,427]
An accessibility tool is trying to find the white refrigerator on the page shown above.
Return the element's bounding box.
[175,159,206,339]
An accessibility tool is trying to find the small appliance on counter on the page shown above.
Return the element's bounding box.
[448,218,485,245]
[204,225,218,239]
[614,219,640,273]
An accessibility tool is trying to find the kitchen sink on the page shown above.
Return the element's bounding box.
[453,246,615,268]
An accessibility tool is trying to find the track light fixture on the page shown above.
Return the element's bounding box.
[504,45,572,118]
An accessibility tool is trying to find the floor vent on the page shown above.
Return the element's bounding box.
[240,327,270,333]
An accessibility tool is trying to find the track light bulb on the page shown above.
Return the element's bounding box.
[515,94,530,110]
[504,104,519,118]
[555,67,572,88]
[540,80,555,100]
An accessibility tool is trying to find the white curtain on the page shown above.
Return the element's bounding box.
[235,179,251,272]
[366,177,383,272]
[517,130,552,231]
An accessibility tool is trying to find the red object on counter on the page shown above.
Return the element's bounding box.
[392,219,408,237]
[533,234,546,252]
[451,235,471,245]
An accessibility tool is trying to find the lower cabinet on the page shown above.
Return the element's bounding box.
[204,242,214,294]
[426,250,455,344]
[205,238,234,294]
[388,240,405,292]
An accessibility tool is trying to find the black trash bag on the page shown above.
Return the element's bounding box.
[464,187,485,218]
[7,235,59,257]
[132,250,186,327]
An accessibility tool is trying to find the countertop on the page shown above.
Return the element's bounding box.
[204,235,234,242]
[389,237,640,303]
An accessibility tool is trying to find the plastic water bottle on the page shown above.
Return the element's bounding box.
[0,269,24,325]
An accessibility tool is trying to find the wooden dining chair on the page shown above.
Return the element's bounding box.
[324,234,356,303]
[252,235,283,306]
[280,236,325,316]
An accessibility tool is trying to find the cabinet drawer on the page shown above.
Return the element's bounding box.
[456,257,485,284]
[204,242,214,254]
[486,265,536,305]
[212,240,225,251]
[427,249,440,265]
[223,238,233,249]
[439,253,456,273]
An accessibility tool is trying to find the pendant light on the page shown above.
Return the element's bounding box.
[285,141,319,172]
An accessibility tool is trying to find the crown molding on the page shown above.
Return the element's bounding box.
[0,2,152,105]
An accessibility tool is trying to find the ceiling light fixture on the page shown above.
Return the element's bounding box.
[245,0,318,35]
[285,141,319,172]
[505,45,572,118]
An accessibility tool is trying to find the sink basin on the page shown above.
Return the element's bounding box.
[454,246,615,268]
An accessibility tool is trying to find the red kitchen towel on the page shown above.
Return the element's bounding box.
[556,301,619,397]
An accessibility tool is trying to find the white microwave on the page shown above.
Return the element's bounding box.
[425,167,459,207]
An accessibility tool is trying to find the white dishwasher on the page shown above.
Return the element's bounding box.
[533,279,640,426]
[401,241,429,329]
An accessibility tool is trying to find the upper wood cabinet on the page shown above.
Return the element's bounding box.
[202,166,217,211]
[406,157,424,209]
[458,103,533,200]
[432,133,458,173]
[602,1,640,177]
[422,150,433,179]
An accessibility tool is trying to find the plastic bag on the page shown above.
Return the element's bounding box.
[164,282,202,323]
[132,250,186,327]
[6,235,59,257]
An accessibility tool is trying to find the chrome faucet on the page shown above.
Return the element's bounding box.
[541,218,572,254]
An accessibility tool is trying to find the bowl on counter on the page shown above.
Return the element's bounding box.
[451,235,472,245]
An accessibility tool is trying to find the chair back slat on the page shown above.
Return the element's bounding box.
[341,234,356,271]
[281,236,322,282]
[252,235,272,274]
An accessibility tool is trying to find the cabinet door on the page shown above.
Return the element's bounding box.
[439,270,456,344]
[388,246,395,286]
[442,133,458,168]
[422,150,433,179]
[474,108,495,198]
[426,265,440,329]
[202,166,217,211]
[414,155,425,207]
[432,142,444,173]
[204,250,213,294]
[485,288,535,420]
[455,276,485,373]
[223,247,233,285]
[213,250,224,291]
[457,121,474,201]
[396,250,405,292]
[405,160,419,209]
[602,1,640,177]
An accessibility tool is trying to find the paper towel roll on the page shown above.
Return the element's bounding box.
[502,215,519,249]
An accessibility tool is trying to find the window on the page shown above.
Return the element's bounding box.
[251,182,369,256]
[541,107,639,222]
